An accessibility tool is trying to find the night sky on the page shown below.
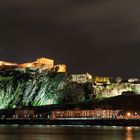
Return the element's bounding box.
[0,0,140,78]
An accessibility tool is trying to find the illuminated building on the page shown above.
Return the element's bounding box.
[128,78,140,83]
[54,64,67,73]
[18,58,67,73]
[36,57,54,69]
[51,108,121,119]
[18,63,33,68]
[14,109,35,119]
[95,76,111,85]
[19,57,54,70]
[0,61,18,67]
[118,111,140,119]
[71,73,92,83]
[2,57,140,109]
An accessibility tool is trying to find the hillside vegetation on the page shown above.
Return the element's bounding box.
[0,68,95,109]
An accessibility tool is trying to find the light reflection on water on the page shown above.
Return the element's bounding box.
[0,125,139,140]
[126,127,133,140]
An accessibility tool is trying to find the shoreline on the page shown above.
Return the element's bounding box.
[1,119,140,126]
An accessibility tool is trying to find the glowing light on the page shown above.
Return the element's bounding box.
[127,112,131,117]
[26,63,32,67]
[13,105,16,108]
[0,61,17,67]
[135,112,138,115]
[87,73,92,80]
[0,61,3,66]
[126,127,132,131]
[95,76,110,83]
[19,63,33,68]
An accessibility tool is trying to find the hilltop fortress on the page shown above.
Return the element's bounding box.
[0,57,140,100]
[0,57,66,73]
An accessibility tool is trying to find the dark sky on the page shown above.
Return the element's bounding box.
[0,0,140,78]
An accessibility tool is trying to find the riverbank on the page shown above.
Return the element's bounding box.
[1,119,140,126]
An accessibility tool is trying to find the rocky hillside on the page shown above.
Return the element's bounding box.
[0,68,68,109]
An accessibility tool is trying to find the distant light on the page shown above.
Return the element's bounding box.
[135,112,138,115]
[87,73,92,80]
[27,64,32,67]
[13,105,16,108]
[126,127,132,131]
[0,62,3,66]
[127,112,131,117]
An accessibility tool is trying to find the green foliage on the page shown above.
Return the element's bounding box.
[0,76,13,81]
[0,68,99,109]
[62,82,85,103]
[0,69,68,109]
[83,82,96,101]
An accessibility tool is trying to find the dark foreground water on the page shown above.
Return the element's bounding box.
[0,125,139,140]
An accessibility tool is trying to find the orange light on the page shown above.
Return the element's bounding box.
[26,64,32,67]
[127,112,131,117]
[0,62,3,66]
[19,63,33,68]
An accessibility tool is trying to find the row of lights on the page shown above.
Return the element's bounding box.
[126,112,138,117]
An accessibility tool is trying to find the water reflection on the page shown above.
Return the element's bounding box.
[0,125,138,140]
[126,127,133,140]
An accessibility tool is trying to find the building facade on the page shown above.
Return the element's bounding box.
[51,108,121,119]
[19,57,54,70]
[71,73,92,84]
[14,109,35,118]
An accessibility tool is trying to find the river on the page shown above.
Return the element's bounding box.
[0,125,139,140]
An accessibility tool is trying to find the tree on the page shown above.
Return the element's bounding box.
[84,82,96,101]
[62,82,85,103]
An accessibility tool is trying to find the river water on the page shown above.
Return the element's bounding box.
[0,125,139,140]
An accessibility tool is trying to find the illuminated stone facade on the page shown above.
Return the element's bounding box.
[36,57,54,69]
[19,57,54,70]
[95,76,111,85]
[0,57,67,73]
[0,61,18,67]
[54,64,67,73]
[94,82,140,98]
[71,73,92,83]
